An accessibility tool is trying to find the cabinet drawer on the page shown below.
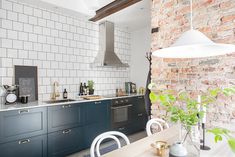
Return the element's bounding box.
[0,107,47,143]
[48,103,84,133]
[48,127,83,157]
[0,134,47,157]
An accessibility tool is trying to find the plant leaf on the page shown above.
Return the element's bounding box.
[149,91,157,103]
[215,135,222,143]
[228,139,235,153]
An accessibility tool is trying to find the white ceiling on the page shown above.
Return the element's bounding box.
[20,0,150,31]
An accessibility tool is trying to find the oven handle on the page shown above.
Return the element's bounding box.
[111,104,133,110]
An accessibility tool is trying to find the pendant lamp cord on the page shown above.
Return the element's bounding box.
[190,0,193,30]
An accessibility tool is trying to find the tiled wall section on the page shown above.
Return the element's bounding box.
[151,0,235,129]
[0,0,131,102]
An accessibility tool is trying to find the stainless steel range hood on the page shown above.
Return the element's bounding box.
[91,21,129,68]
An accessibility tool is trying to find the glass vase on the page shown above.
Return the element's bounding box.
[179,124,200,157]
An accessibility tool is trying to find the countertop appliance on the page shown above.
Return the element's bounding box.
[125,82,137,94]
[111,97,133,130]
[4,85,18,105]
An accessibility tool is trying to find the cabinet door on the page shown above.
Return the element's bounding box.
[48,103,84,133]
[132,96,148,132]
[85,100,111,125]
[83,100,111,148]
[0,107,47,144]
[0,134,47,157]
[83,123,109,148]
[48,127,83,157]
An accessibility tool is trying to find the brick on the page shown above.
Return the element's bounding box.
[221,15,235,23]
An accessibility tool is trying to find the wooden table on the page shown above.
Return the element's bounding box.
[102,125,234,157]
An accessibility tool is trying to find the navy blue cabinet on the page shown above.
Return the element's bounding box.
[131,96,148,132]
[0,107,47,144]
[85,100,111,125]
[83,100,111,147]
[0,134,47,157]
[48,127,84,157]
[0,99,113,157]
[48,103,84,133]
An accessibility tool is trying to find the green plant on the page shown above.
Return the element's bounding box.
[88,80,94,90]
[148,83,235,152]
[208,128,235,153]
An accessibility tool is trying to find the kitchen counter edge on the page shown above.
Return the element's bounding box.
[0,94,144,112]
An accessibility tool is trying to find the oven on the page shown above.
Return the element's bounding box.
[111,98,133,129]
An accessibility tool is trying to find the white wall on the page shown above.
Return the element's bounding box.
[130,27,151,89]
[0,0,131,102]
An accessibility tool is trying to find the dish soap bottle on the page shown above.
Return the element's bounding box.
[63,89,68,99]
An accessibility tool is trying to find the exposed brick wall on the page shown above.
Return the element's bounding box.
[151,0,235,129]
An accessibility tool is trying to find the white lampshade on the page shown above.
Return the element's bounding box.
[153,29,235,58]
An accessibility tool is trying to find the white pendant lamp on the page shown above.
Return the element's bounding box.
[153,0,235,58]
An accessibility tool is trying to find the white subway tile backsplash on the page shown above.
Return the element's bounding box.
[2,38,12,48]
[28,16,38,25]
[7,11,17,21]
[23,23,33,33]
[42,10,50,20]
[13,3,23,13]
[23,5,33,15]
[12,40,23,49]
[18,13,28,23]
[7,49,18,58]
[0,0,131,100]
[2,0,12,10]
[23,41,33,50]
[33,8,42,17]
[2,19,13,29]
[7,29,17,39]
[13,21,23,31]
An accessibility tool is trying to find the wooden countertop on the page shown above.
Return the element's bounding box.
[102,125,234,157]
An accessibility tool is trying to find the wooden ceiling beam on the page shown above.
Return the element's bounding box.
[89,0,142,22]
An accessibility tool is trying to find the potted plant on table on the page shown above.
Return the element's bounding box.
[148,83,235,156]
[88,80,94,95]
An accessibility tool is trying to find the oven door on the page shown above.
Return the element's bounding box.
[111,104,133,128]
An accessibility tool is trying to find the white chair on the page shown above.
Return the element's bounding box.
[90,131,130,157]
[146,118,169,136]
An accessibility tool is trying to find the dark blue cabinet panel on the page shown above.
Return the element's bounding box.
[48,103,84,133]
[83,100,111,147]
[131,96,148,132]
[0,134,47,157]
[83,123,109,148]
[48,127,84,157]
[0,107,47,144]
[85,100,111,125]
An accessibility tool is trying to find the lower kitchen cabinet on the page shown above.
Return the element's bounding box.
[83,123,109,148]
[48,127,84,157]
[132,96,148,132]
[0,107,47,144]
[48,103,84,133]
[0,134,47,157]
[83,100,111,147]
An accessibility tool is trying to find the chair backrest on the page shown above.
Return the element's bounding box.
[146,118,169,136]
[90,131,130,157]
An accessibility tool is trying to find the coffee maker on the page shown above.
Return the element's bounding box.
[4,85,18,105]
